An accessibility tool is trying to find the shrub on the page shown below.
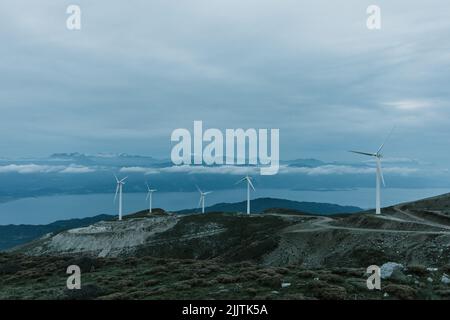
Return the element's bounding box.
[68,257,98,273]
[320,273,345,283]
[216,274,240,284]
[407,265,428,276]
[308,281,347,300]
[143,279,160,287]
[297,270,318,279]
[239,271,260,281]
[63,284,104,300]
[257,274,282,288]
[313,285,347,300]
[172,281,192,290]
[0,262,21,275]
[384,284,417,300]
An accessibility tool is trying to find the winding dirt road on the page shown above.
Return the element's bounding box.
[281,210,450,236]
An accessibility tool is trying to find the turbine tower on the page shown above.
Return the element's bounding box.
[349,128,394,215]
[196,185,212,214]
[114,175,127,221]
[236,175,255,214]
[146,183,157,214]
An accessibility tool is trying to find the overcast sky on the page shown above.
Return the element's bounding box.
[1,0,449,165]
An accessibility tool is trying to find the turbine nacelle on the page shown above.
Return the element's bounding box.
[236,175,255,190]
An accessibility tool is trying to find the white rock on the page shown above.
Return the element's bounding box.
[427,277,433,283]
[441,274,450,285]
[281,283,291,288]
[427,267,438,272]
[380,262,404,279]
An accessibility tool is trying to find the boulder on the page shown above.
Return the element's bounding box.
[380,262,404,279]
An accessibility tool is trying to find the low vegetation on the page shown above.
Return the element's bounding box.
[1,252,450,300]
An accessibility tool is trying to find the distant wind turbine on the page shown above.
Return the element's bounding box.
[145,183,157,214]
[196,185,212,214]
[114,175,128,221]
[236,175,255,214]
[349,128,395,215]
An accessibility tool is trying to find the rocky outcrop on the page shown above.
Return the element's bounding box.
[22,215,179,257]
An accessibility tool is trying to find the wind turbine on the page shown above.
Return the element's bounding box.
[349,128,394,215]
[196,185,212,214]
[145,183,157,214]
[236,175,255,214]
[114,175,128,221]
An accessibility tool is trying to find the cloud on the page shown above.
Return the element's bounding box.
[119,167,159,175]
[0,164,95,174]
[279,165,417,176]
[384,100,434,111]
[118,164,418,176]
[0,164,61,174]
[60,165,96,174]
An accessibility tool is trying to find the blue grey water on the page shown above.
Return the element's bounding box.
[1,188,449,225]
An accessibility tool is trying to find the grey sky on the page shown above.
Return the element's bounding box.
[1,0,449,165]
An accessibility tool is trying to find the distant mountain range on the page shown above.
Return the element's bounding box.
[0,197,362,251]
[176,197,362,215]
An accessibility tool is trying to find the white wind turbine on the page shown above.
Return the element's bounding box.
[196,185,212,214]
[349,129,394,215]
[236,175,255,214]
[114,175,128,221]
[145,183,157,214]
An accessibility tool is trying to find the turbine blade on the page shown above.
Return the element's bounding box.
[235,177,247,185]
[146,182,150,191]
[247,177,255,191]
[377,126,396,154]
[377,159,386,187]
[349,150,376,157]
[146,192,150,200]
[114,184,119,202]
[196,184,202,194]
[198,196,203,208]
[114,174,119,183]
[120,176,128,183]
[204,191,213,195]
